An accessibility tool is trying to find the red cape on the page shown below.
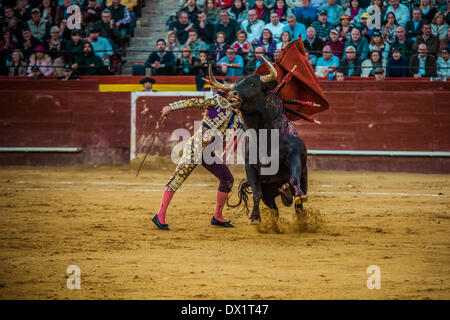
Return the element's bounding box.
[255,37,330,122]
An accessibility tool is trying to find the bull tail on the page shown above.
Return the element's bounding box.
[226,179,252,215]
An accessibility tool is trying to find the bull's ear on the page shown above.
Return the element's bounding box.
[262,80,278,92]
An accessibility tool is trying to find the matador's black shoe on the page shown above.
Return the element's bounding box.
[152,214,170,231]
[211,216,234,228]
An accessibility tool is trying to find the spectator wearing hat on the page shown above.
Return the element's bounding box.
[282,13,307,41]
[369,30,390,60]
[27,44,53,76]
[58,64,79,80]
[336,13,352,42]
[27,7,51,42]
[88,25,113,65]
[386,46,409,77]
[374,67,385,80]
[405,7,425,42]
[356,11,375,39]
[319,0,344,26]
[304,26,324,57]
[140,77,157,91]
[339,45,362,76]
[293,0,318,27]
[311,9,334,41]
[73,41,106,75]
[437,48,450,77]
[325,28,345,58]
[8,49,28,76]
[413,22,440,56]
[390,26,414,60]
[409,42,437,77]
[361,49,386,77]
[29,65,43,79]
[384,0,410,27]
[344,27,369,59]
[315,44,340,77]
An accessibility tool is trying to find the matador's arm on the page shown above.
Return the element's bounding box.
[168,94,229,111]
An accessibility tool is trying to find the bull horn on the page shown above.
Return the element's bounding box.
[259,56,278,83]
[208,64,234,91]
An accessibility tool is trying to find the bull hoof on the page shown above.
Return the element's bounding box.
[294,196,306,216]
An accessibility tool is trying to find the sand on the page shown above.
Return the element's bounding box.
[0,156,449,300]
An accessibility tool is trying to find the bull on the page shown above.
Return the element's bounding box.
[208,57,308,224]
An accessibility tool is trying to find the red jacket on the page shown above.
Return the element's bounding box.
[215,0,232,8]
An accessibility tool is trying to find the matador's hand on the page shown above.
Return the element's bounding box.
[161,106,172,118]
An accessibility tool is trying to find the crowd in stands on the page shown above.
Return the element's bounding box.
[0,0,139,77]
[143,0,450,79]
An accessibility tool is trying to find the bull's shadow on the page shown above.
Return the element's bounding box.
[209,60,308,224]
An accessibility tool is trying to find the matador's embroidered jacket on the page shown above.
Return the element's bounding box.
[169,94,244,135]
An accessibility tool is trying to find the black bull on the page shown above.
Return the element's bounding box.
[209,65,308,224]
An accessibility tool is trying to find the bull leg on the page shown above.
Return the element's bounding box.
[262,184,279,216]
[287,147,307,215]
[245,164,262,225]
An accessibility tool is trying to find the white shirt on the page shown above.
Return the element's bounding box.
[264,22,287,42]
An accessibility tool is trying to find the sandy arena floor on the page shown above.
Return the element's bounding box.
[0,156,449,300]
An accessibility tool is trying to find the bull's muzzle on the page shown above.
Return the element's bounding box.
[227,90,242,108]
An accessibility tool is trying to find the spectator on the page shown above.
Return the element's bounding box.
[176,45,200,74]
[217,47,244,75]
[357,12,375,40]
[255,28,277,59]
[41,0,56,25]
[420,0,437,23]
[95,9,127,55]
[253,0,271,23]
[319,0,344,26]
[170,10,192,45]
[339,45,362,76]
[369,30,390,60]
[315,44,339,77]
[183,28,207,58]
[273,0,292,22]
[27,44,53,76]
[382,12,399,44]
[8,49,27,76]
[73,41,105,75]
[384,0,410,27]
[64,29,84,65]
[344,27,369,59]
[265,10,285,41]
[413,22,439,56]
[46,25,64,70]
[1,28,18,55]
[386,47,409,77]
[311,9,333,42]
[283,13,307,40]
[325,28,345,58]
[440,0,450,25]
[210,30,229,61]
[197,49,211,76]
[83,0,102,27]
[1,7,24,41]
[409,42,437,77]
[228,0,248,24]
[107,0,132,36]
[405,7,425,42]
[144,39,176,75]
[55,0,73,27]
[336,13,352,42]
[214,8,240,44]
[244,44,266,74]
[27,7,51,42]
[304,26,324,57]
[344,0,364,23]
[436,48,450,77]
[58,64,80,80]
[390,26,414,60]
[15,0,32,22]
[195,10,215,43]
[374,67,384,80]
[366,0,385,26]
[18,27,42,60]
[431,11,449,51]
[182,0,200,24]
[29,65,43,79]
[276,30,291,49]
[361,50,386,76]
[293,0,317,27]
[241,8,266,44]
[87,25,113,66]
[166,30,181,53]
[335,68,345,80]
[231,29,253,60]
[306,49,317,67]
[204,0,219,24]
[140,77,156,91]
[216,0,233,8]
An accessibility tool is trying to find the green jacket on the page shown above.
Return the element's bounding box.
[75,53,105,75]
